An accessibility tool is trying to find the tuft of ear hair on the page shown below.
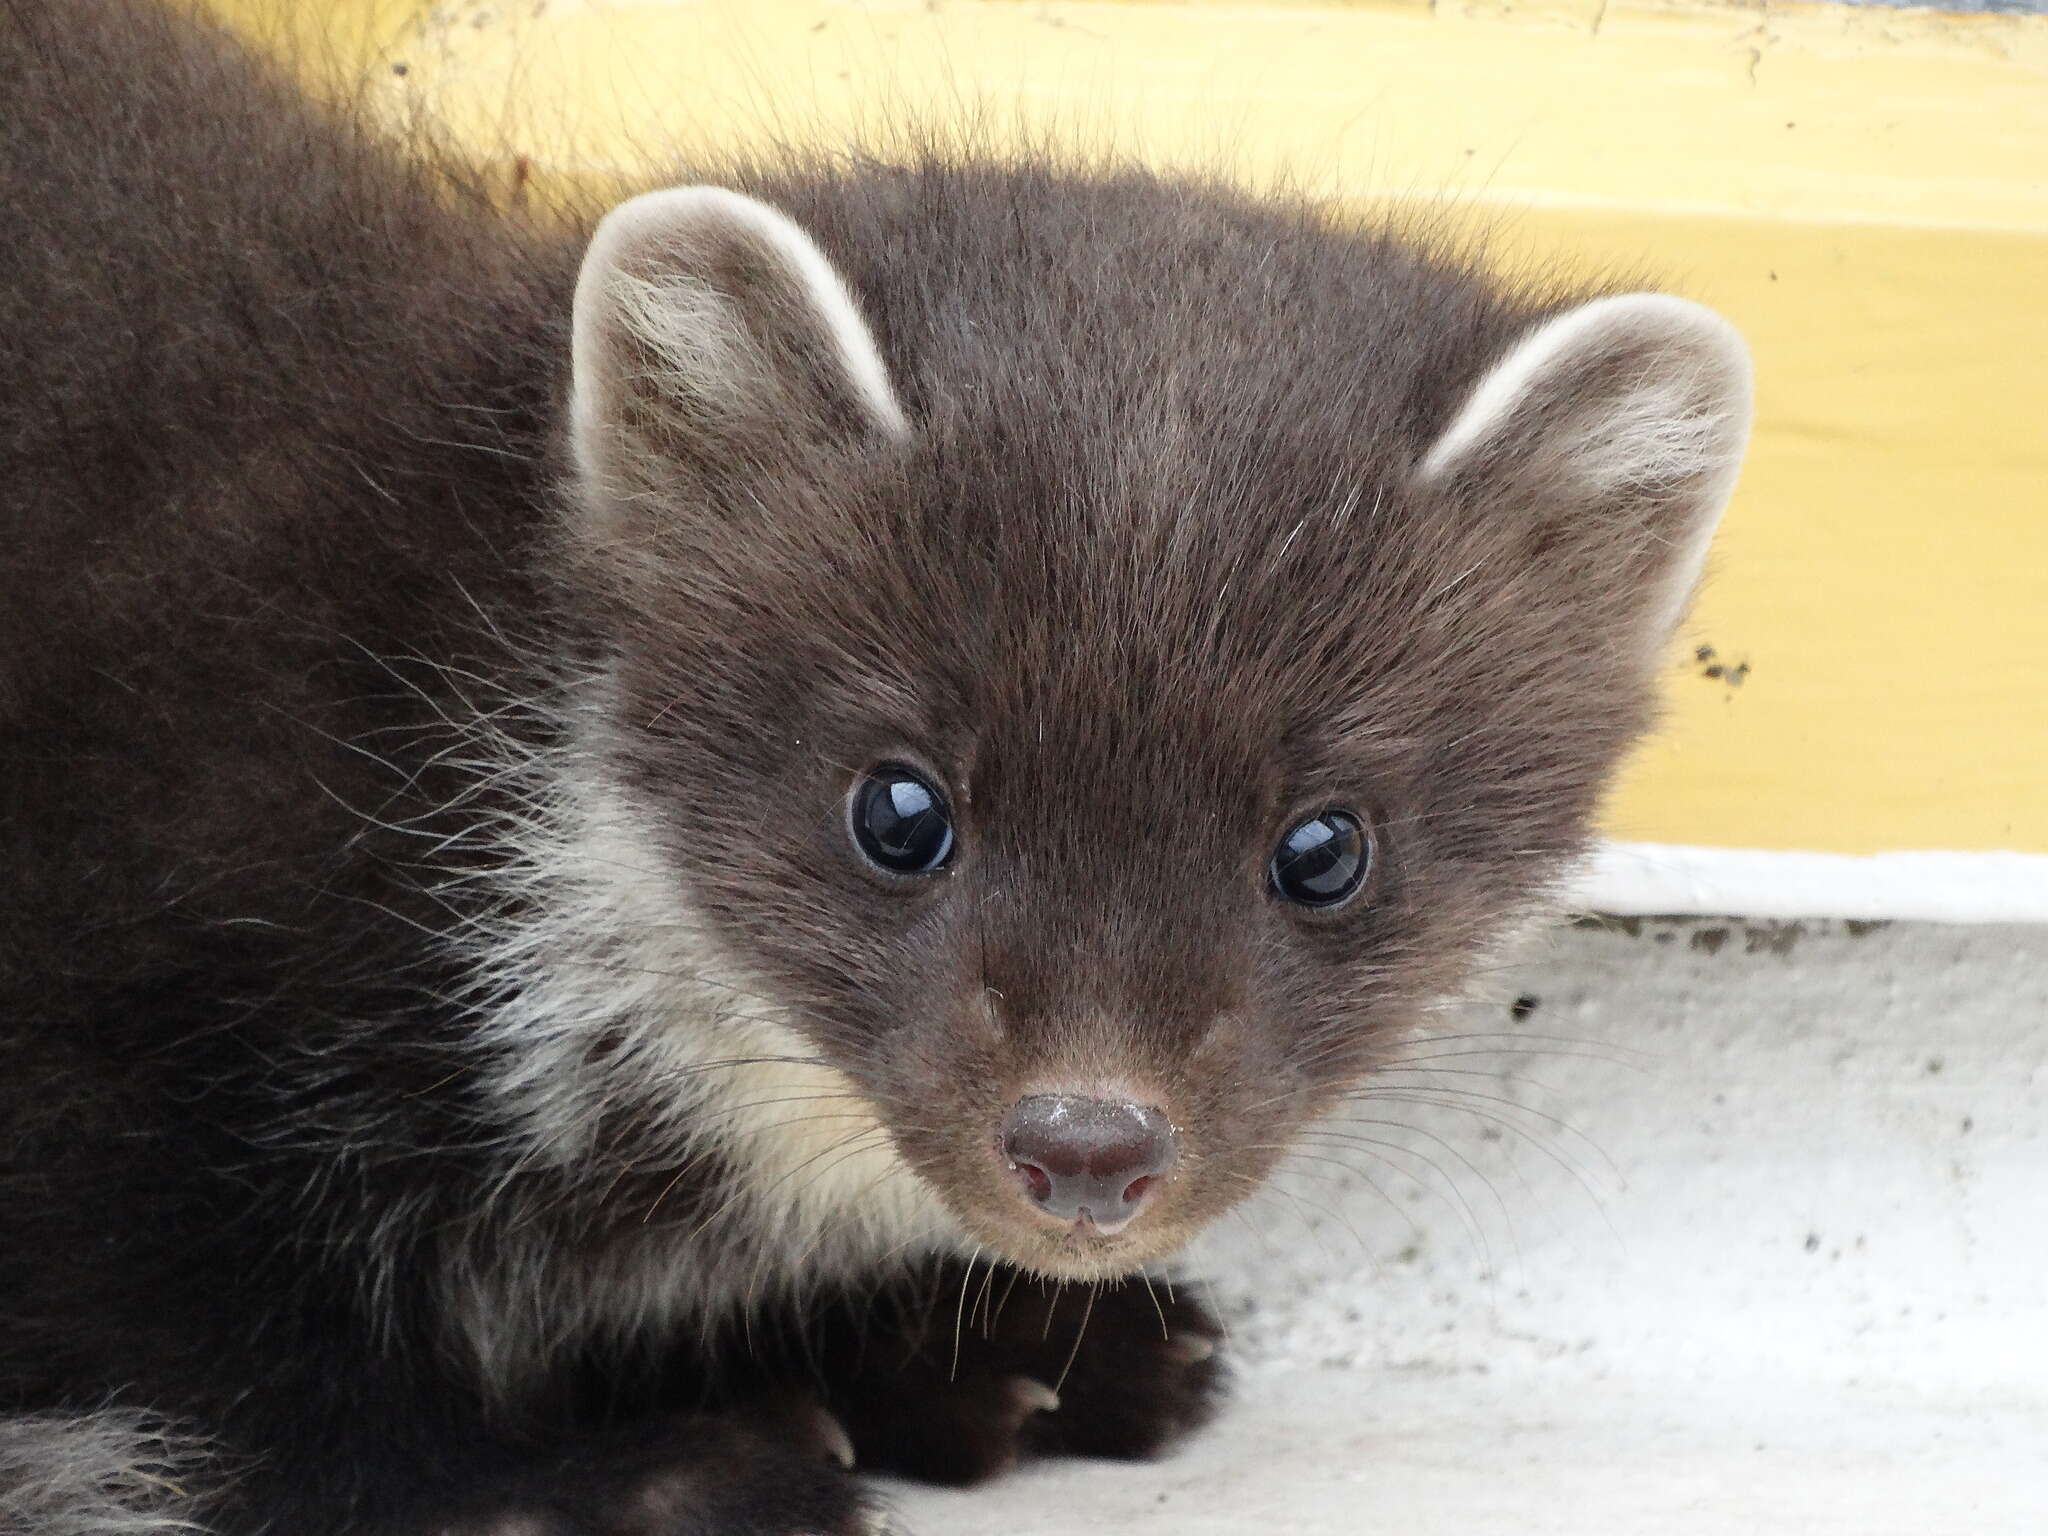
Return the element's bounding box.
[569,186,909,500]
[1415,292,1753,652]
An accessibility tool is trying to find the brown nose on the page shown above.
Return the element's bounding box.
[1001,1094,1176,1232]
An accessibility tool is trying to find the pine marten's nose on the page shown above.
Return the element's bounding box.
[1001,1094,1176,1233]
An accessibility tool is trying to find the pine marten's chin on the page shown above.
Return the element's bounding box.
[958,1189,1183,1274]
[963,1214,1183,1285]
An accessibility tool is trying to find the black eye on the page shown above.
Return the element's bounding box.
[1270,809,1372,908]
[849,764,955,875]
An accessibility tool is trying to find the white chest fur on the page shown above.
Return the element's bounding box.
[444,701,956,1393]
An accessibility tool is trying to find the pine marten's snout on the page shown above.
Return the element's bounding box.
[999,1093,1177,1236]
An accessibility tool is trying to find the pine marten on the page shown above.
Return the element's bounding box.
[0,2,1751,1531]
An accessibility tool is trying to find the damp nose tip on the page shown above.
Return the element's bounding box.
[1001,1093,1176,1232]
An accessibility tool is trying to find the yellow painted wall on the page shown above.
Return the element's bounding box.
[217,0,2048,855]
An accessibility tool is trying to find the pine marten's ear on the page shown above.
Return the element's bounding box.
[1414,293,1753,656]
[570,187,908,498]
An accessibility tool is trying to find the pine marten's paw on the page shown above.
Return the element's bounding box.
[1018,1283,1225,1465]
[820,1271,1226,1486]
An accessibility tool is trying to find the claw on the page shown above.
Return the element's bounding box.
[813,1407,857,1471]
[773,1395,857,1470]
[1009,1376,1062,1415]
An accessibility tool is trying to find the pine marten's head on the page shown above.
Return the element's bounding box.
[553,166,1749,1283]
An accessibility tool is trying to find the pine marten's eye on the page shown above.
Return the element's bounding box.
[849,764,956,875]
[1270,809,1372,908]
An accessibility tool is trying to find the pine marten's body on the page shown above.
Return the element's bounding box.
[0,3,1751,1532]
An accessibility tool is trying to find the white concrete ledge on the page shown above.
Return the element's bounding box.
[890,918,2048,1535]
[1572,842,2048,924]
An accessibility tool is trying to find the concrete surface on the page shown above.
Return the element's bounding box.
[888,917,2048,1534]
